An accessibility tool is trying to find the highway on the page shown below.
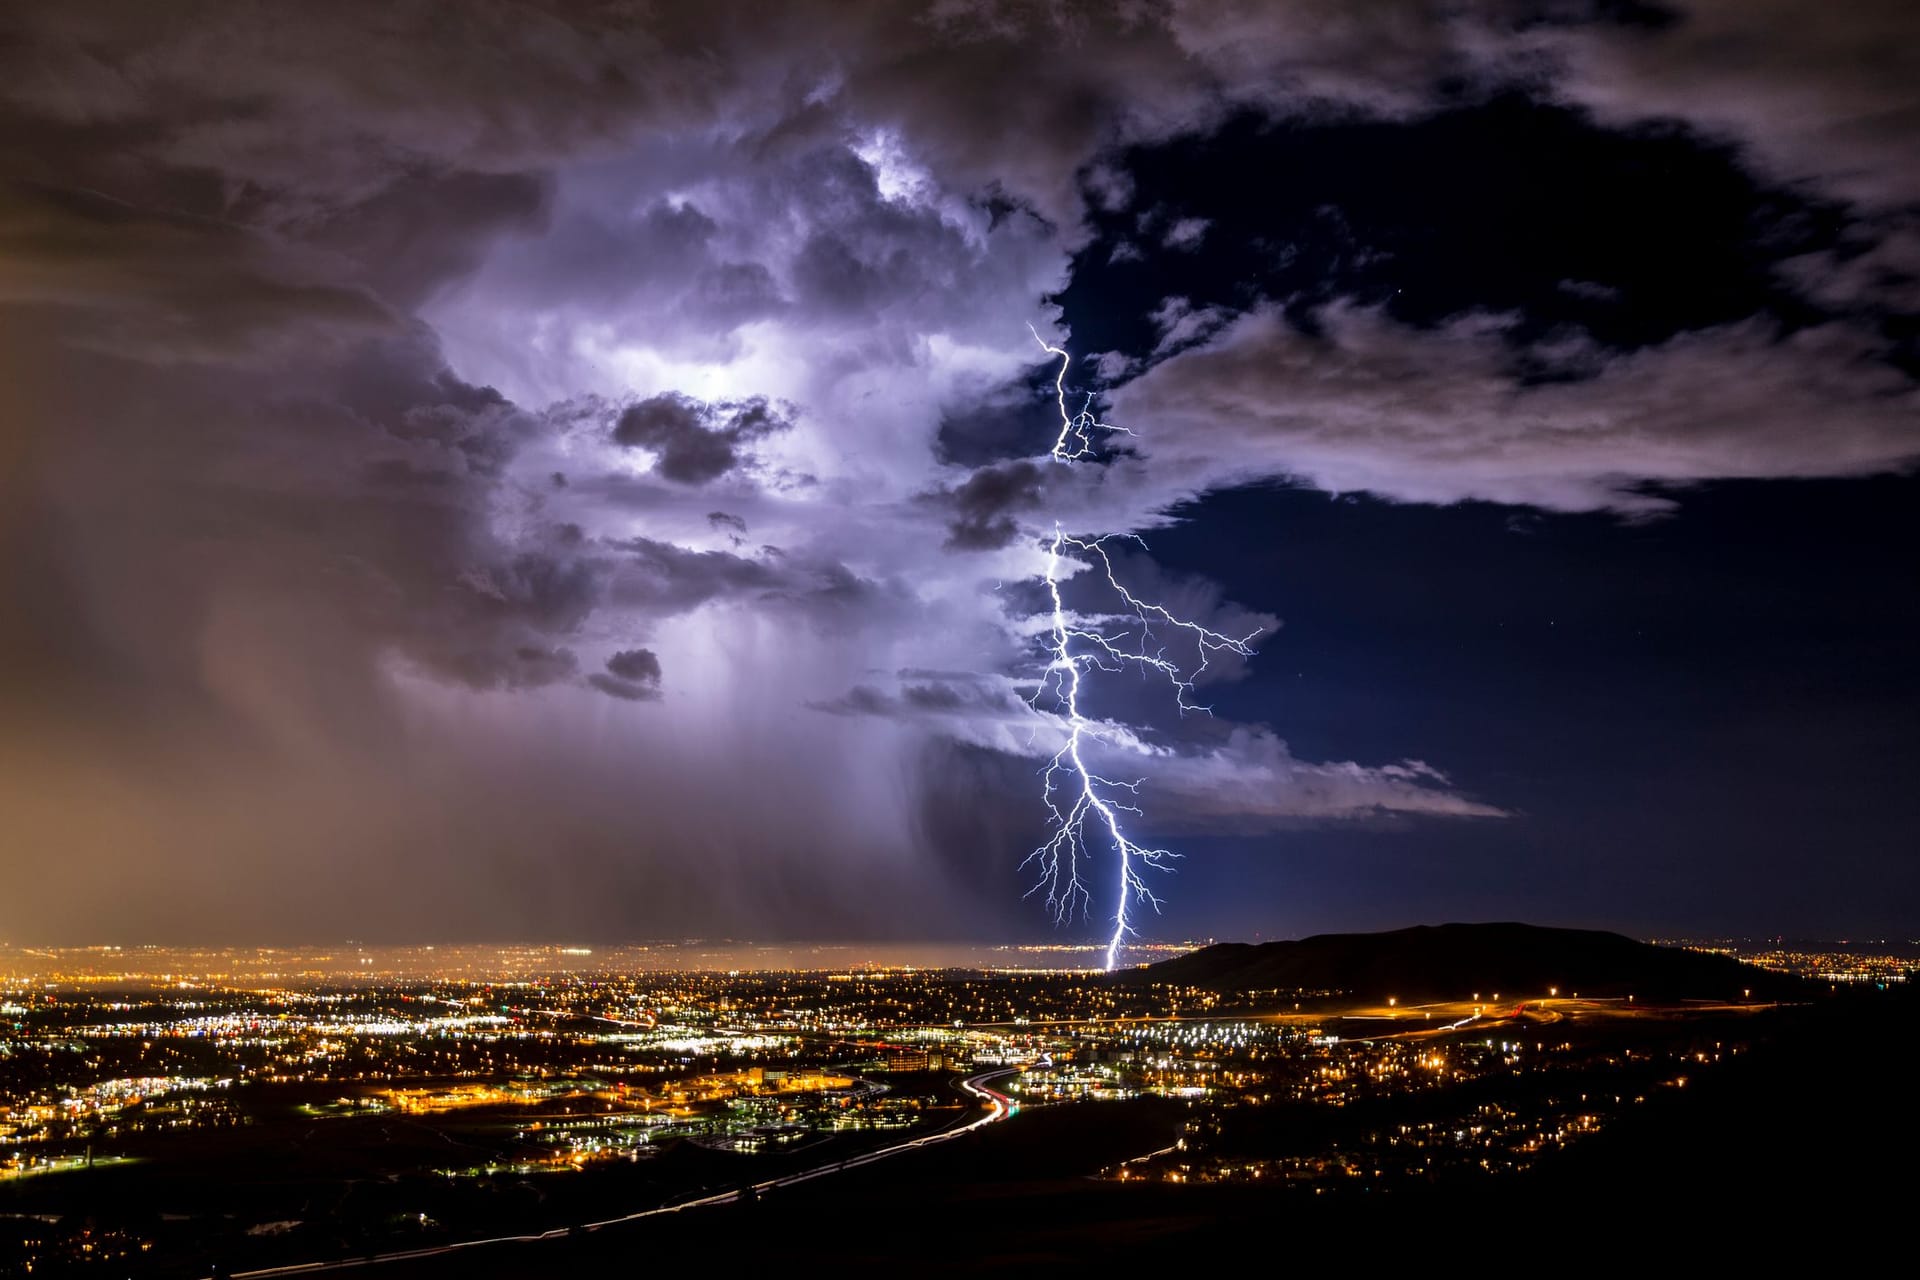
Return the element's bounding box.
[210,1067,1022,1279]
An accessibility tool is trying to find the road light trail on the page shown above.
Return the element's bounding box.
[213,1068,1023,1279]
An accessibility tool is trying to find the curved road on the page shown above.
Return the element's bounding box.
[213,1068,1022,1279]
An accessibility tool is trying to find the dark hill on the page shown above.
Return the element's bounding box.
[1123,922,1799,1001]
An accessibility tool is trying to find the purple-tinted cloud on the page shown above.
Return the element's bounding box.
[1,0,1912,943]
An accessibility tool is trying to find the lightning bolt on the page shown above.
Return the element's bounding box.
[1022,328,1260,971]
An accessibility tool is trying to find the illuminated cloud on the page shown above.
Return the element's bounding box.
[1109,304,1920,516]
[0,0,1912,941]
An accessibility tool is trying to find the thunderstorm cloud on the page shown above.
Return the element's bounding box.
[1,0,1914,943]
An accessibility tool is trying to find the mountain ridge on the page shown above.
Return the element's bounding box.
[1122,922,1801,1001]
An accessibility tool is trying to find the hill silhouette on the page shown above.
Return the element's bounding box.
[1124,922,1799,1001]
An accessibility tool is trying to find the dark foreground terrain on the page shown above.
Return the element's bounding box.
[1134,921,1809,1000]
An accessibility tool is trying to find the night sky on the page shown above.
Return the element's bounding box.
[1,2,1915,946]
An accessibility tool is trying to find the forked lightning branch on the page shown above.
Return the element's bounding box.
[1023,330,1262,971]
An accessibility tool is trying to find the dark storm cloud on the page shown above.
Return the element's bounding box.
[936,460,1046,550]
[811,684,896,718]
[0,180,396,363]
[611,394,793,485]
[605,648,663,684]
[603,535,899,628]
[0,310,606,800]
[4,3,1910,239]
[0,3,710,209]
[604,536,785,613]
[437,547,605,688]
[0,0,1497,943]
[4,0,1914,944]
[811,677,1030,722]
[589,646,663,703]
[0,48,658,815]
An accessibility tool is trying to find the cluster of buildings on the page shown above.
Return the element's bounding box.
[2,947,1785,1201]
[1659,937,1916,985]
[3,1074,235,1152]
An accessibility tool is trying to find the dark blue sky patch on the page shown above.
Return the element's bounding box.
[1062,97,1850,364]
